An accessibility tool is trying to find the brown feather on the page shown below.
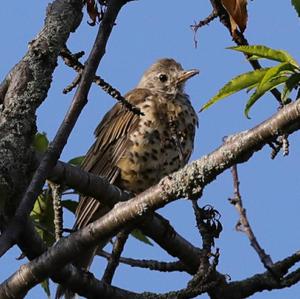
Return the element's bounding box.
[56,59,199,299]
[75,89,152,229]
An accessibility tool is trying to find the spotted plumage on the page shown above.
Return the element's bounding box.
[56,58,198,299]
[75,59,198,228]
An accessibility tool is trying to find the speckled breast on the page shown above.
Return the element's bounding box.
[117,92,198,194]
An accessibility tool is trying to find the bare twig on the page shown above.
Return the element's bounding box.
[59,47,85,72]
[60,46,143,115]
[191,10,218,30]
[98,250,188,272]
[0,0,130,258]
[63,73,82,94]
[191,10,218,48]
[48,182,63,241]
[102,229,130,284]
[229,165,274,271]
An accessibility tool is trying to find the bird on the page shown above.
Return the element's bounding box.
[56,58,199,298]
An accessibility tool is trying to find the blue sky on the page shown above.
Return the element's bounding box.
[1,1,300,298]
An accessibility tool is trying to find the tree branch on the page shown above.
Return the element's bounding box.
[98,250,188,272]
[0,0,83,222]
[1,98,300,298]
[46,158,203,273]
[212,250,300,299]
[60,46,142,115]
[0,0,130,258]
[102,229,130,284]
[229,165,274,271]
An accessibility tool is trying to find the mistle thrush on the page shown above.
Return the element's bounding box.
[76,58,198,228]
[56,58,198,299]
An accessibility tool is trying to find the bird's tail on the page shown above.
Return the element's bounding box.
[55,202,111,298]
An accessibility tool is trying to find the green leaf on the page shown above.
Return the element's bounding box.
[229,45,299,67]
[33,132,49,153]
[40,279,51,298]
[61,199,78,214]
[281,73,300,103]
[30,192,55,246]
[68,155,85,166]
[258,62,295,93]
[131,229,153,246]
[200,68,270,112]
[245,76,289,118]
[292,0,300,17]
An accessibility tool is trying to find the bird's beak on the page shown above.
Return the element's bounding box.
[177,69,199,84]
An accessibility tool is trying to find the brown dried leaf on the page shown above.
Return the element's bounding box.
[221,0,248,35]
[86,0,100,26]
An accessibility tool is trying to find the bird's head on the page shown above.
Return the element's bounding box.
[137,58,199,95]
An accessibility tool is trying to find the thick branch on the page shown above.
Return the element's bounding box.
[0,0,130,257]
[47,158,202,273]
[1,98,300,297]
[0,0,83,221]
[212,251,300,299]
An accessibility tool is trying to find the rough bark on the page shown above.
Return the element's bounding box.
[0,0,83,222]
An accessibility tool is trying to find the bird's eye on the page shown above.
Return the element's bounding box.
[159,74,168,82]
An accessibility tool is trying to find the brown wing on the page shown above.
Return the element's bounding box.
[75,89,151,228]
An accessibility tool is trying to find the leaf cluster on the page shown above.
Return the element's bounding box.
[201,45,300,118]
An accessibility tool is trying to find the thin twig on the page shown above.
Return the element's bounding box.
[102,229,130,284]
[60,46,143,115]
[229,165,274,271]
[191,10,218,48]
[98,250,188,272]
[48,182,63,241]
[63,73,82,94]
